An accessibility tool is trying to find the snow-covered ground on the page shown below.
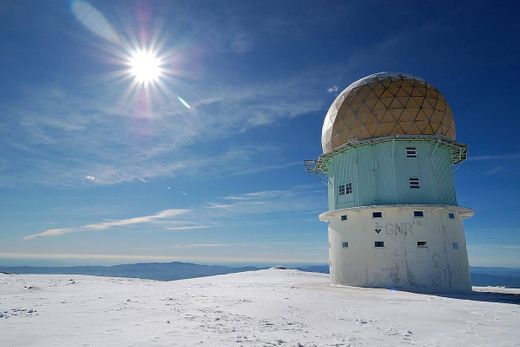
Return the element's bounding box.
[1,269,519,346]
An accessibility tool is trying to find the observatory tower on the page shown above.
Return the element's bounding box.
[306,72,472,292]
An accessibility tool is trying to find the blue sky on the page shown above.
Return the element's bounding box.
[0,0,519,267]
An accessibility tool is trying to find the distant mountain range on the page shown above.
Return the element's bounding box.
[1,262,519,288]
[0,262,259,281]
[468,267,520,288]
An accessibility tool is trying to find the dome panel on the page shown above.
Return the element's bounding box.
[412,85,427,97]
[321,72,457,153]
[400,108,416,121]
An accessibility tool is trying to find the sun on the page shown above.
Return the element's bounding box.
[128,50,163,85]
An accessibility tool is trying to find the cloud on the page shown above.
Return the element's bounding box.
[484,166,502,176]
[327,86,338,93]
[469,153,520,161]
[24,209,190,240]
[223,190,295,200]
[49,186,326,242]
[165,225,210,231]
[206,186,325,217]
[205,202,234,211]
[168,243,230,249]
[225,161,302,177]
[0,72,327,187]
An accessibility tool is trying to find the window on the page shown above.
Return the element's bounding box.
[409,177,420,189]
[374,241,384,248]
[448,212,455,219]
[417,241,427,248]
[452,242,459,250]
[339,183,352,196]
[372,211,383,218]
[341,215,348,221]
[345,183,352,194]
[414,210,424,217]
[342,241,349,248]
[406,147,417,158]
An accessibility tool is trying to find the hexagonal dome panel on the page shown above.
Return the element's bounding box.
[322,72,456,153]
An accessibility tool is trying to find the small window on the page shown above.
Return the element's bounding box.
[372,211,383,218]
[409,177,420,189]
[417,241,427,248]
[452,242,459,250]
[345,183,352,194]
[342,241,349,248]
[341,215,347,221]
[413,210,424,217]
[338,184,346,195]
[374,241,384,248]
[406,147,417,158]
[448,212,455,219]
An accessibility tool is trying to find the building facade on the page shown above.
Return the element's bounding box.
[307,72,473,292]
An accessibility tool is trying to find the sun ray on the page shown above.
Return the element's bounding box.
[128,49,163,85]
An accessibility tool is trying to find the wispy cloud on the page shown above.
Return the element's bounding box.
[469,153,520,161]
[223,190,297,201]
[206,186,325,217]
[0,73,326,187]
[24,209,190,240]
[225,161,302,177]
[327,86,338,93]
[168,243,231,249]
[484,166,503,176]
[165,225,210,231]
[205,202,234,211]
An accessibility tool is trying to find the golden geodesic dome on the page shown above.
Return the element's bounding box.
[321,72,456,153]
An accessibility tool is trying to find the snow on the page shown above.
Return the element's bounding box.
[1,269,519,346]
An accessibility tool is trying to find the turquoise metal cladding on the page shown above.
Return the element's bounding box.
[326,140,457,210]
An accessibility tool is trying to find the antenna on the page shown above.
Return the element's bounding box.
[303,160,318,173]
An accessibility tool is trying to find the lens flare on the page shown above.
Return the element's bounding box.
[71,0,120,44]
[128,50,162,84]
[177,96,191,109]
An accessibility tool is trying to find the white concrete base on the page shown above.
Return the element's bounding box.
[320,205,473,292]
